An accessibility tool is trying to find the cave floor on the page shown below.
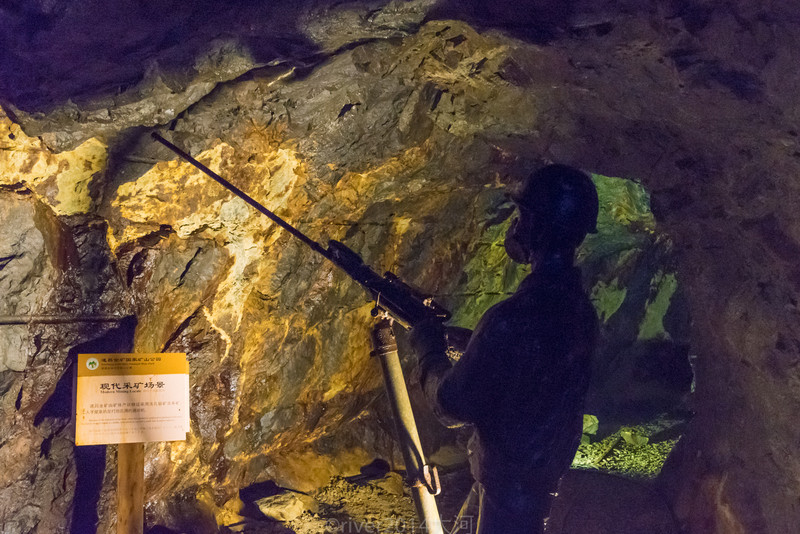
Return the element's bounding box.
[220,465,679,534]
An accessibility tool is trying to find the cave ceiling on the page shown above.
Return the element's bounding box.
[1,1,800,533]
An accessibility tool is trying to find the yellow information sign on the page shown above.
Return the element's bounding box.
[76,353,190,446]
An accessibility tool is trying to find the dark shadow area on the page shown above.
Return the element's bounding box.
[357,458,391,479]
[71,444,106,534]
[239,480,285,520]
[155,486,222,533]
[34,316,136,426]
[0,369,21,399]
[34,316,137,534]
[548,470,679,533]
[0,0,325,113]
[33,360,75,425]
[426,0,578,44]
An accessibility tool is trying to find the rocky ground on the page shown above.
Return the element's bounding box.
[2,1,800,533]
[212,464,679,534]
[213,412,687,534]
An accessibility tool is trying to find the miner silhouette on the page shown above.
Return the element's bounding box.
[410,164,599,534]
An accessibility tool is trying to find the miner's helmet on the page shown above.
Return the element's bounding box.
[513,164,599,249]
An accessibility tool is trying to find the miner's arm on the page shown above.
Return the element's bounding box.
[411,308,510,426]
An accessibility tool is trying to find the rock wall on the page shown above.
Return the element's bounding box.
[1,1,800,533]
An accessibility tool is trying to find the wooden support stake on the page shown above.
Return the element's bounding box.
[117,442,144,534]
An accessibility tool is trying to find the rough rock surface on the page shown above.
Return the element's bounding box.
[230,468,679,534]
[255,490,319,523]
[0,190,132,533]
[1,1,800,533]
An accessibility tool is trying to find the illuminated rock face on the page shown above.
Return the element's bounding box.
[1,2,800,533]
[0,117,131,533]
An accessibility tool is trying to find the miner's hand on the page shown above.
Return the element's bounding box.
[409,317,447,360]
[445,326,472,355]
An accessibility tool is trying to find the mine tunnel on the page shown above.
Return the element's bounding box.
[1,1,799,534]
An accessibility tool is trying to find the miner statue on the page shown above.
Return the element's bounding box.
[410,164,600,534]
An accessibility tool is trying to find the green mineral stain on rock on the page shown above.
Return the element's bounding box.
[578,173,654,258]
[449,216,529,330]
[591,173,655,232]
[582,414,599,438]
[590,278,627,323]
[638,271,678,341]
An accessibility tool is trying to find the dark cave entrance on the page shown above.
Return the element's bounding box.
[574,172,694,479]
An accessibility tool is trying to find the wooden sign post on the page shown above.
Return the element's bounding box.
[117,443,144,534]
[75,353,190,534]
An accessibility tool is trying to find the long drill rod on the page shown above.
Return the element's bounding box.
[150,131,451,329]
[151,132,329,259]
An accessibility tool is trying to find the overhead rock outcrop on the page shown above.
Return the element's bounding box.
[1,1,799,533]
